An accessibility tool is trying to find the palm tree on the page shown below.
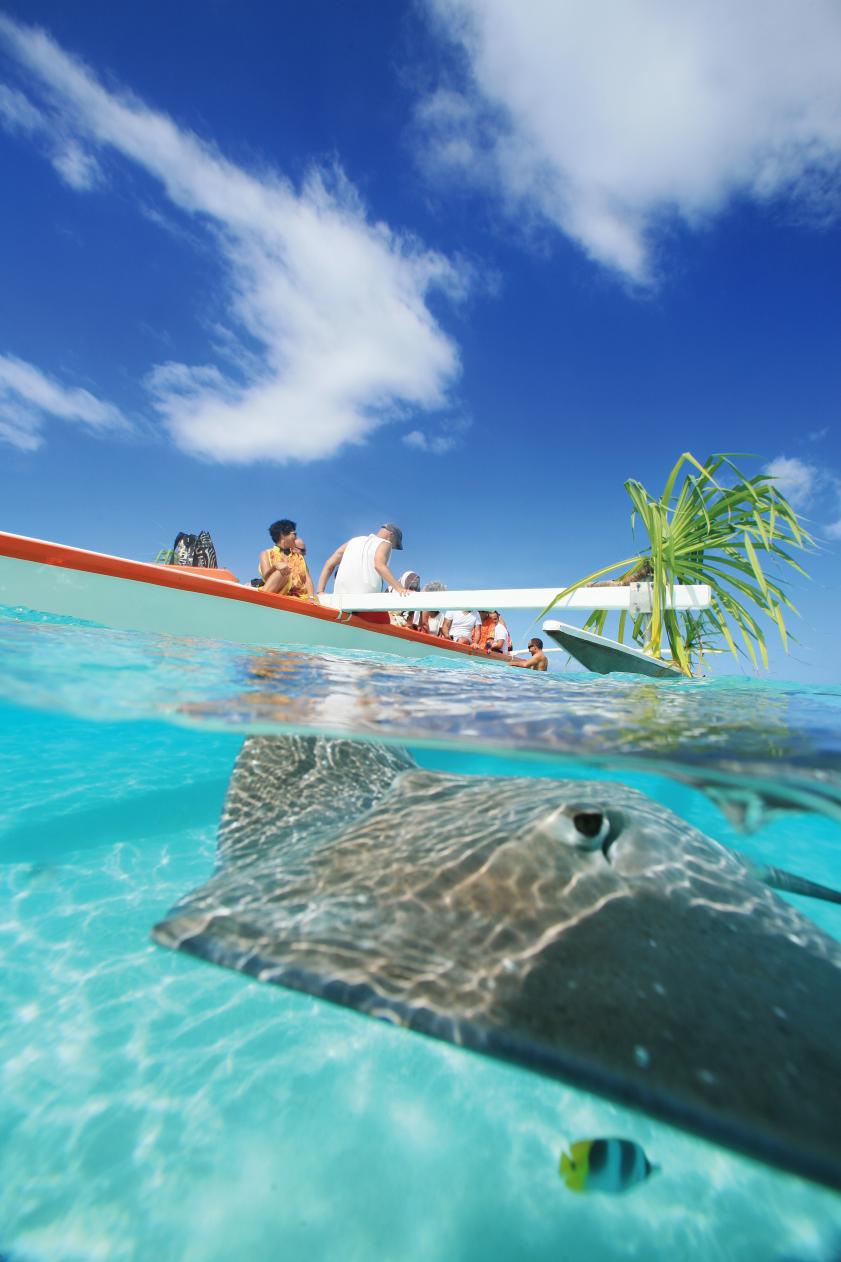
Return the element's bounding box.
[546,453,813,676]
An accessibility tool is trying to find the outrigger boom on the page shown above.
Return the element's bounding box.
[319,583,712,613]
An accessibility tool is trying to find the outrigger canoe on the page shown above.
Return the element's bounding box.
[543,620,683,680]
[0,531,711,668]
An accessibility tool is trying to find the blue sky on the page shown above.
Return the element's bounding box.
[1,1,840,680]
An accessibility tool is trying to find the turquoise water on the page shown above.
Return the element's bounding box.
[1,610,841,1260]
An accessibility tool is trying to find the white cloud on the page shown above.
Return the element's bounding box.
[0,353,128,451]
[417,0,841,281]
[0,80,43,133]
[51,138,101,190]
[0,15,466,463]
[403,428,456,455]
[765,453,841,542]
[0,79,102,190]
[764,456,818,510]
[403,411,471,455]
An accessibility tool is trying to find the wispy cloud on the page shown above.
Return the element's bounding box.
[403,414,471,455]
[0,353,128,451]
[765,453,841,541]
[0,15,467,463]
[764,456,819,510]
[0,80,42,132]
[51,138,101,190]
[403,428,456,455]
[416,1,841,282]
[0,77,102,189]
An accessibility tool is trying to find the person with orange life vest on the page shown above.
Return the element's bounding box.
[477,611,496,651]
[487,610,512,653]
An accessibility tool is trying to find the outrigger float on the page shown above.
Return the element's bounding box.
[0,532,711,674]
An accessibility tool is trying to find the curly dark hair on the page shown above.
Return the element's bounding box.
[269,519,296,543]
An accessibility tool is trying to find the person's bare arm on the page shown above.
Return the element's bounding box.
[523,652,548,670]
[470,620,481,648]
[259,548,290,584]
[441,617,452,639]
[317,543,347,594]
[374,541,408,595]
[509,652,539,669]
[258,549,275,578]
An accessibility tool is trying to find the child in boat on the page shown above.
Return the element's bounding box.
[489,611,512,653]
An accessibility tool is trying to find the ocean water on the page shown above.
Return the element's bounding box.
[1,608,840,1262]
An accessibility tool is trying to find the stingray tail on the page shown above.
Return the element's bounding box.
[750,861,841,906]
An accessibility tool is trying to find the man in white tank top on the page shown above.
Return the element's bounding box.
[317,524,409,597]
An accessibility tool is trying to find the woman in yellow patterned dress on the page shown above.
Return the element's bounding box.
[258,518,314,600]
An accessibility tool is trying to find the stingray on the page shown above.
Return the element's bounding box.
[153,735,841,1190]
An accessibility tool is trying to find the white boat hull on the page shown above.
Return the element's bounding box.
[0,533,499,666]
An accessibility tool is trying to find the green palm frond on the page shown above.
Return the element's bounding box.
[546,452,814,676]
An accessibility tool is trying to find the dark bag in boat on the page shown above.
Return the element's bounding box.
[171,530,218,568]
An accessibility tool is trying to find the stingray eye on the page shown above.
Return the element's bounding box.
[547,804,623,853]
[573,810,607,841]
[539,804,618,849]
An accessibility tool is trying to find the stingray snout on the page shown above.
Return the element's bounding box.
[538,802,624,856]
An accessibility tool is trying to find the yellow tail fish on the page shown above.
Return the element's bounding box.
[560,1138,657,1194]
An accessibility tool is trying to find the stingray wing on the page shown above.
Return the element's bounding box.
[154,736,841,1193]
[215,734,416,866]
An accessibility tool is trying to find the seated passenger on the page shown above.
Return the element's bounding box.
[489,610,512,653]
[419,582,447,636]
[477,611,495,651]
[258,518,314,600]
[388,571,421,627]
[442,609,480,647]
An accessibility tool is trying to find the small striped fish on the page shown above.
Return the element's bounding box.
[560,1138,657,1194]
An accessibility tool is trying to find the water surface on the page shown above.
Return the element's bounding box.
[1,609,840,1261]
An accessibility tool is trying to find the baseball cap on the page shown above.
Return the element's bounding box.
[383,522,403,550]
